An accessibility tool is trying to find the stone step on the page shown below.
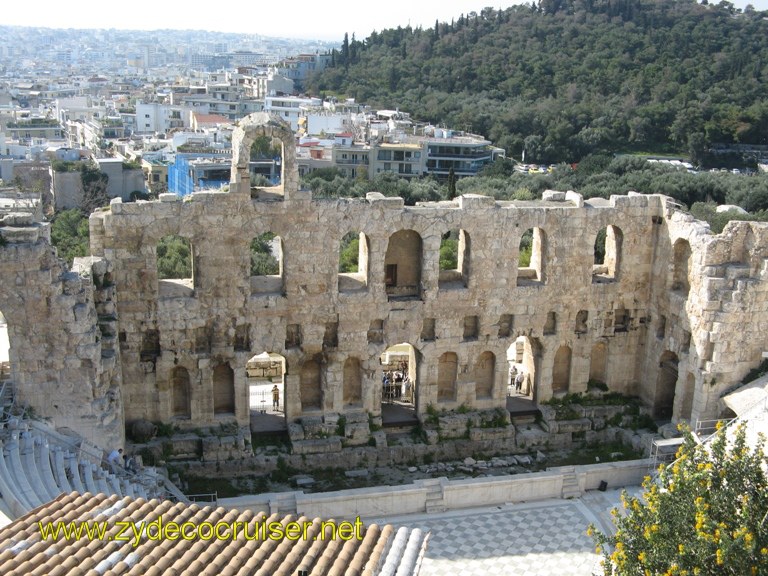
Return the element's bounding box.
[561,471,581,499]
[275,493,297,515]
[511,414,537,426]
[425,503,447,514]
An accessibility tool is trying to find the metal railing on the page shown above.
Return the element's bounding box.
[187,492,218,506]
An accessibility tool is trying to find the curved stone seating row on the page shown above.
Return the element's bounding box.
[0,426,158,520]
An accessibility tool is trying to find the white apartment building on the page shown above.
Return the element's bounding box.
[265,95,321,131]
[135,102,187,135]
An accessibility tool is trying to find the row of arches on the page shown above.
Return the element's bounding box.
[156,226,698,299]
[165,336,621,421]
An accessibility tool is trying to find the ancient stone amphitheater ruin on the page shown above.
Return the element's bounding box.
[1,112,765,459]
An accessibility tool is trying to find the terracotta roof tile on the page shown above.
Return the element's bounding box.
[0,492,427,576]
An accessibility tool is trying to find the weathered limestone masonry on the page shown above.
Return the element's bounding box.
[3,113,768,454]
[0,212,122,448]
[84,113,768,444]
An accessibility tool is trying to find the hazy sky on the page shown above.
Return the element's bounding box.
[5,0,768,42]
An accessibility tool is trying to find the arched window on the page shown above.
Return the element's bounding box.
[338,232,369,292]
[250,232,284,294]
[385,230,423,300]
[249,135,283,188]
[157,235,194,297]
[593,225,623,282]
[517,227,546,285]
[439,229,470,288]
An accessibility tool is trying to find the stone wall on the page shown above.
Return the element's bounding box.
[0,212,122,448]
[90,181,666,433]
[4,113,768,453]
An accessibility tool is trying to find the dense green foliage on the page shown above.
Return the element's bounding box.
[338,232,359,272]
[590,423,768,575]
[157,235,192,279]
[250,232,279,276]
[50,209,89,265]
[250,135,282,160]
[439,232,459,270]
[518,228,533,266]
[309,0,768,164]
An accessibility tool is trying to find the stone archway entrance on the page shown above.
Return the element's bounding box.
[247,352,287,432]
[507,336,539,399]
[380,343,418,426]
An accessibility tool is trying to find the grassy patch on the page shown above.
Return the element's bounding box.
[545,441,644,467]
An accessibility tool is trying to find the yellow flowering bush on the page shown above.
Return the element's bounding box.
[589,423,767,575]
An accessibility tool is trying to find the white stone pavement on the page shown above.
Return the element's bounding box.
[366,487,642,576]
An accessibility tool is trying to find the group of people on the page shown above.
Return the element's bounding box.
[509,366,529,395]
[382,368,413,403]
[106,448,138,473]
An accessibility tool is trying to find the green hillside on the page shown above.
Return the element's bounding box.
[308,0,768,164]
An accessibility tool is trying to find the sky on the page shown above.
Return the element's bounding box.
[4,0,768,42]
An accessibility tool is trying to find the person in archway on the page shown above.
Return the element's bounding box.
[515,371,525,394]
[272,384,280,411]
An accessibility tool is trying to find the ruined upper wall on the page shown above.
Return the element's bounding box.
[0,212,123,448]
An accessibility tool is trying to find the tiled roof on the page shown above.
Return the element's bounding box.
[0,492,427,576]
[193,113,230,125]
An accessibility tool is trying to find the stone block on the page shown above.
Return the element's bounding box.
[291,438,343,455]
[542,190,566,202]
[556,418,593,433]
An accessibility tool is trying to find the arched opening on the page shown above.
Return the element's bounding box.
[439,229,470,289]
[475,351,495,399]
[250,232,284,295]
[672,239,692,295]
[380,343,418,426]
[592,225,623,282]
[338,231,369,292]
[171,366,191,419]
[654,351,679,419]
[230,114,298,200]
[157,234,194,297]
[506,336,540,400]
[212,364,235,415]
[247,352,287,432]
[343,357,363,407]
[300,354,323,412]
[385,230,422,300]
[552,346,572,395]
[517,227,546,285]
[589,341,608,387]
[249,134,283,187]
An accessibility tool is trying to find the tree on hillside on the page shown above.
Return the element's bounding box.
[79,163,109,215]
[590,423,768,575]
